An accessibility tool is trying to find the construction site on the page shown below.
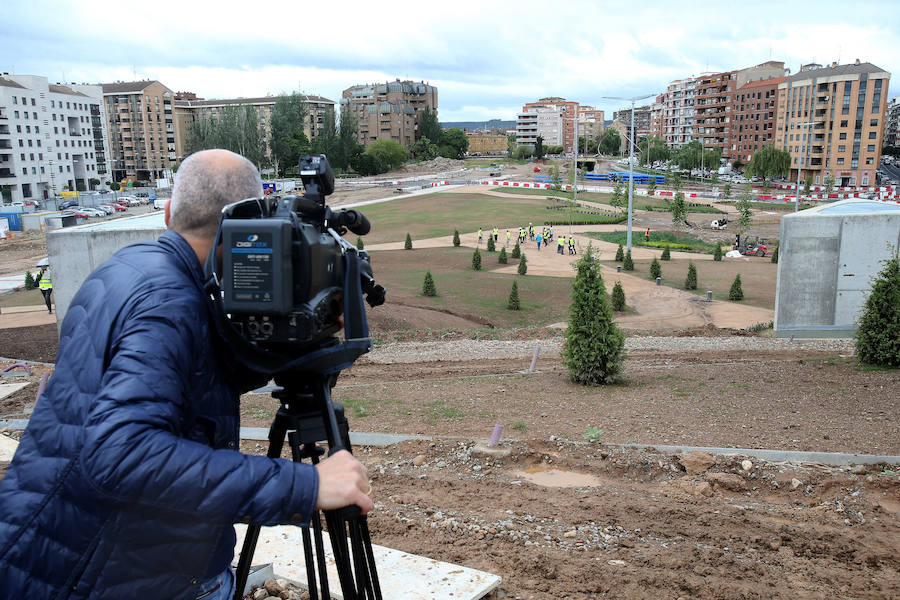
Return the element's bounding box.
[1,156,898,599]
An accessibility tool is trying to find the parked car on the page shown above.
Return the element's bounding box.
[80,207,106,217]
[153,198,168,210]
[104,203,128,212]
[63,209,89,219]
[58,199,79,210]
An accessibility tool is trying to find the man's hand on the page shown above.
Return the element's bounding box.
[315,450,373,514]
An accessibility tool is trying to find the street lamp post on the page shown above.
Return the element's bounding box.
[603,93,655,250]
[794,121,816,212]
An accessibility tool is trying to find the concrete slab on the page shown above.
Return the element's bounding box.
[0,433,18,461]
[234,524,501,600]
[0,382,30,403]
[0,274,25,294]
[240,427,430,447]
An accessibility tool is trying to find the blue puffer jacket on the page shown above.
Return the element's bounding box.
[0,230,319,599]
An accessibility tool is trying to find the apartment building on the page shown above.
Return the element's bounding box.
[101,80,175,183]
[775,61,891,187]
[613,105,652,136]
[173,93,335,161]
[340,80,437,148]
[664,78,696,148]
[648,94,666,140]
[885,97,899,147]
[732,76,788,164]
[517,98,580,153]
[578,106,605,144]
[0,74,108,204]
[693,70,737,160]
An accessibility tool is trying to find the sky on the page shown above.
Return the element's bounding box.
[2,0,898,123]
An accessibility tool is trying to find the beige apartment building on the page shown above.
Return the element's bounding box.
[173,92,336,161]
[101,80,175,183]
[466,131,508,155]
[775,61,891,187]
[340,80,437,148]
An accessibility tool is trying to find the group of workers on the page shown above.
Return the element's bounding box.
[477,224,578,255]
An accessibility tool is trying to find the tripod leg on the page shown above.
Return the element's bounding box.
[359,517,382,600]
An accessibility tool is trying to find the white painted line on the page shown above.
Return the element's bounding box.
[235,524,501,600]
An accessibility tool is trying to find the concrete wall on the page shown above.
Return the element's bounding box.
[46,213,166,326]
[775,201,900,337]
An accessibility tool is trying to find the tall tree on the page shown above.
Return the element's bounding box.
[638,136,670,166]
[311,107,338,159]
[744,144,791,183]
[417,106,442,145]
[598,128,621,155]
[269,93,309,176]
[563,244,625,385]
[334,107,363,173]
[439,128,469,159]
[535,135,545,160]
[736,183,753,234]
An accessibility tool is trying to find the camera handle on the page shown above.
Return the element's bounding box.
[232,374,381,600]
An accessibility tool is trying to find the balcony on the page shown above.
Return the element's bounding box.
[0,169,14,178]
[0,140,12,150]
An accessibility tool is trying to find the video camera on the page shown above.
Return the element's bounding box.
[205,154,385,372]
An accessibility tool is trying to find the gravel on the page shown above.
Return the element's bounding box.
[361,336,855,364]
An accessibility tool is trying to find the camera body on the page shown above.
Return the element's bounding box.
[211,154,384,356]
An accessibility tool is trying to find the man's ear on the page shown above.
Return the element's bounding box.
[164,199,172,228]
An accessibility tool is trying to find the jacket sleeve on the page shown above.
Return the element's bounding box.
[77,292,318,526]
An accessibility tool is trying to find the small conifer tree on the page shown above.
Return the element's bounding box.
[487,236,496,252]
[356,237,365,250]
[661,245,671,261]
[422,270,437,297]
[511,241,521,259]
[404,232,412,250]
[611,280,626,311]
[771,245,779,263]
[856,255,900,366]
[563,244,625,384]
[24,271,36,290]
[452,230,461,247]
[649,257,661,279]
[472,248,482,271]
[685,261,698,290]
[517,253,528,275]
[507,280,520,310]
[713,243,722,261]
[498,246,508,264]
[623,249,634,271]
[615,244,624,262]
[729,273,744,300]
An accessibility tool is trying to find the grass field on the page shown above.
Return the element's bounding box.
[369,246,576,328]
[611,256,778,310]
[360,192,621,244]
[720,199,813,211]
[0,288,44,308]
[636,196,726,214]
[585,230,720,253]
[489,187,616,203]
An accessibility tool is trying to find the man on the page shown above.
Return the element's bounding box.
[34,264,52,313]
[0,150,372,599]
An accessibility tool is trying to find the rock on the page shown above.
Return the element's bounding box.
[253,589,268,600]
[563,530,577,538]
[471,443,512,459]
[436,460,447,468]
[412,454,426,466]
[769,539,781,551]
[850,464,867,475]
[680,451,716,475]
[706,472,747,491]
[791,478,802,489]
[741,460,753,471]
[608,559,627,566]
[694,481,713,497]
[264,579,282,596]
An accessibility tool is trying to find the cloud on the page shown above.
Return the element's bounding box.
[1,0,897,120]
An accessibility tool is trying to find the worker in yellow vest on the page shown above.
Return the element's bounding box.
[505,229,511,246]
[557,236,566,255]
[36,265,53,314]
[492,227,499,242]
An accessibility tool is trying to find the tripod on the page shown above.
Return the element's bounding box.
[233,372,381,600]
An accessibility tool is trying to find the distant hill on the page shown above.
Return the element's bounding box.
[441,119,515,131]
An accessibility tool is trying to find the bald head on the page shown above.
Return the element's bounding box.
[169,149,263,238]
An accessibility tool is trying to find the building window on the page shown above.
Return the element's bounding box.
[867,145,875,152]
[866,158,873,165]
[868,131,877,139]
[837,157,844,165]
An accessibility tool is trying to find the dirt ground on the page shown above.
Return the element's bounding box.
[1,167,899,599]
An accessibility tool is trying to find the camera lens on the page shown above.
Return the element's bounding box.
[247,321,260,335]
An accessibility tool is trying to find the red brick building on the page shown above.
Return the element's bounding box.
[732,76,787,165]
